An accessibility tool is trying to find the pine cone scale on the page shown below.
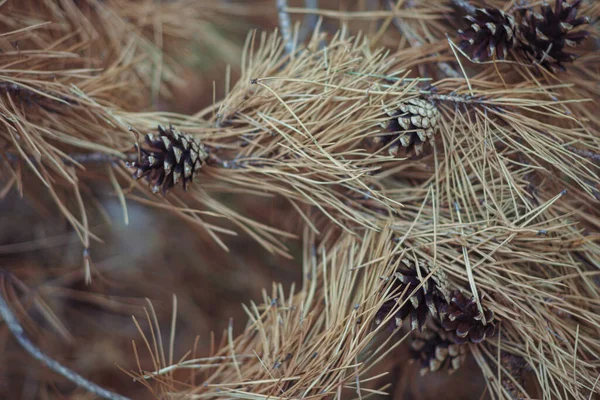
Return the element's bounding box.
[378,98,440,156]
[376,258,447,332]
[441,290,497,344]
[459,8,517,61]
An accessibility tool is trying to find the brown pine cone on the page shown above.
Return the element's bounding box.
[376,258,448,331]
[130,125,209,193]
[441,290,496,344]
[410,319,467,375]
[459,7,518,61]
[518,0,590,71]
[378,98,440,156]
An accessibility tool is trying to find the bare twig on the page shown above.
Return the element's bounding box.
[277,0,294,54]
[0,283,132,400]
[299,0,319,45]
[385,0,460,78]
[0,151,137,166]
[564,145,600,162]
[277,0,320,55]
[0,82,78,106]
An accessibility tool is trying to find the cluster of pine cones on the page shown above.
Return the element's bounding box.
[375,258,497,375]
[457,0,591,70]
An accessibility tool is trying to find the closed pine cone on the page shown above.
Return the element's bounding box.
[378,98,440,156]
[410,318,467,375]
[130,125,209,193]
[376,258,448,331]
[518,0,590,71]
[458,7,517,61]
[441,290,496,344]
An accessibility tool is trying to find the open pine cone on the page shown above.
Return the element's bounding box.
[376,258,448,331]
[378,98,440,156]
[441,290,496,344]
[458,7,517,61]
[130,125,209,193]
[518,0,590,70]
[410,319,467,375]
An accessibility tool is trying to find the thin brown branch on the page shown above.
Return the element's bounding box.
[385,0,460,78]
[0,152,137,166]
[277,0,294,54]
[0,82,78,106]
[0,279,132,400]
[278,0,320,54]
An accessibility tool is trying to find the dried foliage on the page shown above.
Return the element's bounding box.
[128,227,407,399]
[126,19,600,397]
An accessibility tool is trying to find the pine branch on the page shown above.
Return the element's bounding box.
[0,282,132,400]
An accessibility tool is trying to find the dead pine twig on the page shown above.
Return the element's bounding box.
[0,82,78,107]
[277,0,294,55]
[0,151,137,167]
[0,280,132,400]
[564,145,600,162]
[277,0,320,55]
[451,0,477,15]
[385,0,460,78]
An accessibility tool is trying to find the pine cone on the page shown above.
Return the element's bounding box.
[130,125,209,193]
[410,319,467,375]
[441,290,496,344]
[378,98,440,156]
[518,0,590,70]
[458,8,517,61]
[376,258,447,331]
